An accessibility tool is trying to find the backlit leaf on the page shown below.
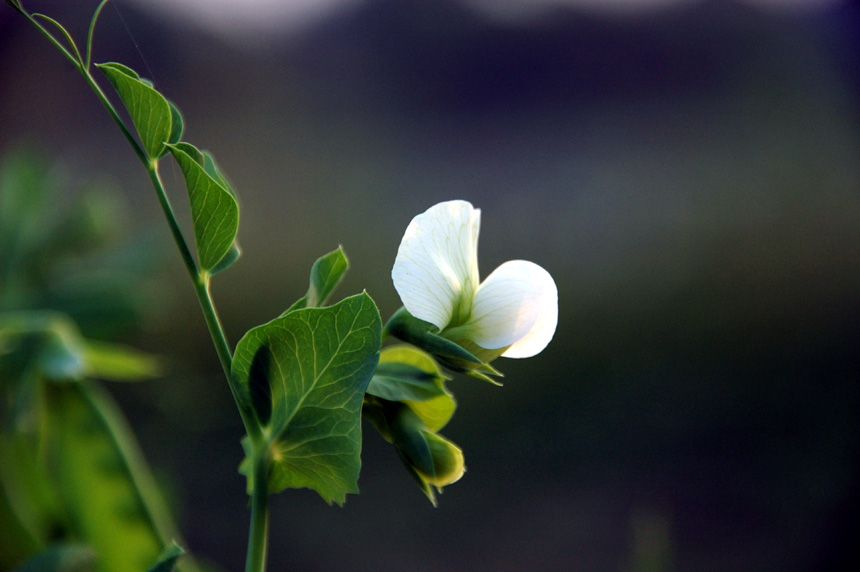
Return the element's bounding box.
[168,142,239,272]
[284,247,349,314]
[233,293,381,505]
[98,63,172,160]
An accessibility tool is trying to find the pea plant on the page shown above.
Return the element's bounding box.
[0,1,558,571]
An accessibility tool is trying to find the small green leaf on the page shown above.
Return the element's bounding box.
[98,62,172,159]
[233,292,381,504]
[285,247,349,314]
[5,1,24,13]
[168,142,239,272]
[81,340,161,381]
[11,544,96,572]
[144,542,184,572]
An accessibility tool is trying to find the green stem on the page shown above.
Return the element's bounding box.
[245,451,270,572]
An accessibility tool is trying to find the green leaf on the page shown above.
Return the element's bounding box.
[167,143,239,272]
[81,340,161,381]
[144,542,184,572]
[11,544,96,572]
[233,292,381,505]
[45,381,178,572]
[284,246,349,314]
[98,62,172,159]
[0,432,58,568]
[5,1,24,13]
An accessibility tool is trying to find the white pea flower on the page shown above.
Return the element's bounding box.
[392,200,557,360]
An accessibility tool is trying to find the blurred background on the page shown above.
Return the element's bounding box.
[2,0,859,570]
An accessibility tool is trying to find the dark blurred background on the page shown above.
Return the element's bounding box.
[2,0,860,570]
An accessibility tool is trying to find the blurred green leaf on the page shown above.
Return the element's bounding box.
[167,143,239,273]
[0,433,58,569]
[45,381,178,572]
[81,340,161,381]
[144,542,184,572]
[284,247,349,314]
[11,544,96,572]
[233,293,381,504]
[98,63,172,159]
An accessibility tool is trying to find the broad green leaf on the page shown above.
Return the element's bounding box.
[98,63,172,160]
[11,544,96,572]
[81,340,161,381]
[284,247,349,314]
[144,542,184,572]
[168,143,239,272]
[233,292,381,504]
[45,381,178,572]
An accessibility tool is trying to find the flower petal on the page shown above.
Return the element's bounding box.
[392,200,481,330]
[501,262,557,358]
[467,260,548,351]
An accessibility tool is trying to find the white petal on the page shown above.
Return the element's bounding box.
[392,200,481,330]
[467,260,547,350]
[501,262,557,358]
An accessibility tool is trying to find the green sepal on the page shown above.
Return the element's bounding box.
[385,307,502,383]
[98,62,172,160]
[384,308,483,365]
[144,542,184,572]
[283,246,349,314]
[167,142,240,273]
[233,292,382,505]
[368,345,455,432]
[364,398,465,506]
[10,544,96,572]
[386,402,435,479]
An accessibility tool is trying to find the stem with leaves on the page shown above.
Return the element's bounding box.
[11,1,270,570]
